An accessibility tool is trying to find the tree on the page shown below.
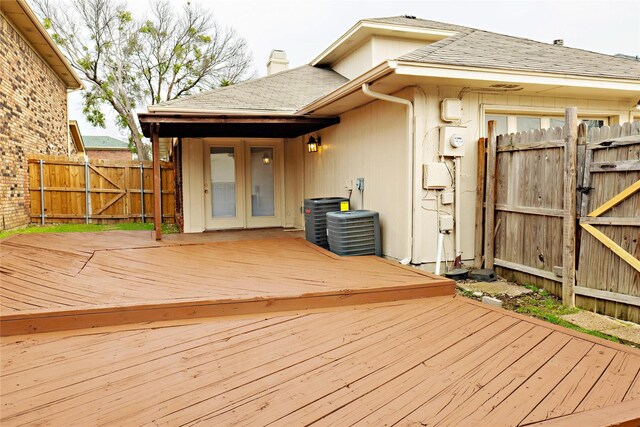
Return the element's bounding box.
[34,0,252,159]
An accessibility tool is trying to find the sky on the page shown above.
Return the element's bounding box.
[53,0,640,140]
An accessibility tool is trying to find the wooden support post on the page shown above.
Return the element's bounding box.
[484,121,497,269]
[474,138,486,268]
[151,123,162,240]
[562,107,578,307]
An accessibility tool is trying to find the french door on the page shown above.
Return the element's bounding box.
[203,140,283,229]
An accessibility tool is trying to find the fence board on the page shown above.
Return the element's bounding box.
[492,135,565,296]
[28,156,175,225]
[485,118,640,322]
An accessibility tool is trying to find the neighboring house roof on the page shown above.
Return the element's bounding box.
[0,0,82,89]
[149,65,348,114]
[614,53,640,62]
[83,136,129,151]
[399,23,640,81]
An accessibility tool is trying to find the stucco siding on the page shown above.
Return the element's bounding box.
[331,39,373,80]
[303,92,410,260]
[284,137,304,228]
[371,36,429,66]
[414,84,636,266]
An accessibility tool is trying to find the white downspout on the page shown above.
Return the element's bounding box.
[454,156,462,263]
[362,83,415,265]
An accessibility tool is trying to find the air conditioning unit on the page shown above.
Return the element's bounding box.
[327,210,381,257]
[304,197,349,248]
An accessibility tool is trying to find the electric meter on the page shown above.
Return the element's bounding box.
[449,134,465,148]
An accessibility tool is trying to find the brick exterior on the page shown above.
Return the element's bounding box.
[0,13,74,230]
[86,149,132,161]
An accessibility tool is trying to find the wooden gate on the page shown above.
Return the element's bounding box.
[577,129,640,322]
[29,156,175,224]
[480,112,640,322]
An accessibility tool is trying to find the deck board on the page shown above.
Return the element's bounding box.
[0,231,453,335]
[1,297,639,426]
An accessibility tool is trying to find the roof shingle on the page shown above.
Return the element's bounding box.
[391,17,640,81]
[153,65,348,113]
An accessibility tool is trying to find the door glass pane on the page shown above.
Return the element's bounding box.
[250,147,275,217]
[210,147,236,218]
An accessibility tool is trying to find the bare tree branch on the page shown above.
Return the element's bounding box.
[33,0,253,160]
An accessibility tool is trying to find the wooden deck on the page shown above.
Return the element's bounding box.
[0,230,453,335]
[1,296,639,426]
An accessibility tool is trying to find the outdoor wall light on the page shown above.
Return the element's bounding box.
[262,152,272,165]
[307,135,321,153]
[635,99,640,110]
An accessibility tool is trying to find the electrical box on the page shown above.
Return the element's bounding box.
[441,98,462,122]
[345,179,353,190]
[441,192,454,205]
[355,177,364,191]
[422,163,450,189]
[439,126,466,157]
[439,214,454,232]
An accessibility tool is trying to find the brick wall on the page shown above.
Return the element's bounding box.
[86,150,132,161]
[0,13,72,231]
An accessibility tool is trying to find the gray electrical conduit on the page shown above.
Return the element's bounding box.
[361,83,415,265]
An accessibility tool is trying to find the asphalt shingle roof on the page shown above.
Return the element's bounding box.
[153,65,348,112]
[364,15,471,33]
[387,16,640,81]
[83,136,129,150]
[150,16,639,114]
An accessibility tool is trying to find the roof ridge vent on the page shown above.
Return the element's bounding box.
[403,14,416,19]
[553,39,564,46]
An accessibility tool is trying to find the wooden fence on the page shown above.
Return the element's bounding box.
[479,111,639,322]
[28,156,175,224]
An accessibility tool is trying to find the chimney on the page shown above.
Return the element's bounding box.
[553,39,564,46]
[267,50,288,75]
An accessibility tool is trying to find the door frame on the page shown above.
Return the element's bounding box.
[203,140,245,229]
[202,138,284,230]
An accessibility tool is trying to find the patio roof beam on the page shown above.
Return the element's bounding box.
[137,114,339,138]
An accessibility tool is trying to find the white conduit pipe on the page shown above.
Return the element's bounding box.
[361,83,414,265]
[454,156,462,261]
[435,232,444,275]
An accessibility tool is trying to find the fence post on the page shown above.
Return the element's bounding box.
[39,159,45,225]
[159,164,163,225]
[140,163,145,223]
[483,121,497,269]
[563,107,578,308]
[474,138,487,268]
[84,160,90,224]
